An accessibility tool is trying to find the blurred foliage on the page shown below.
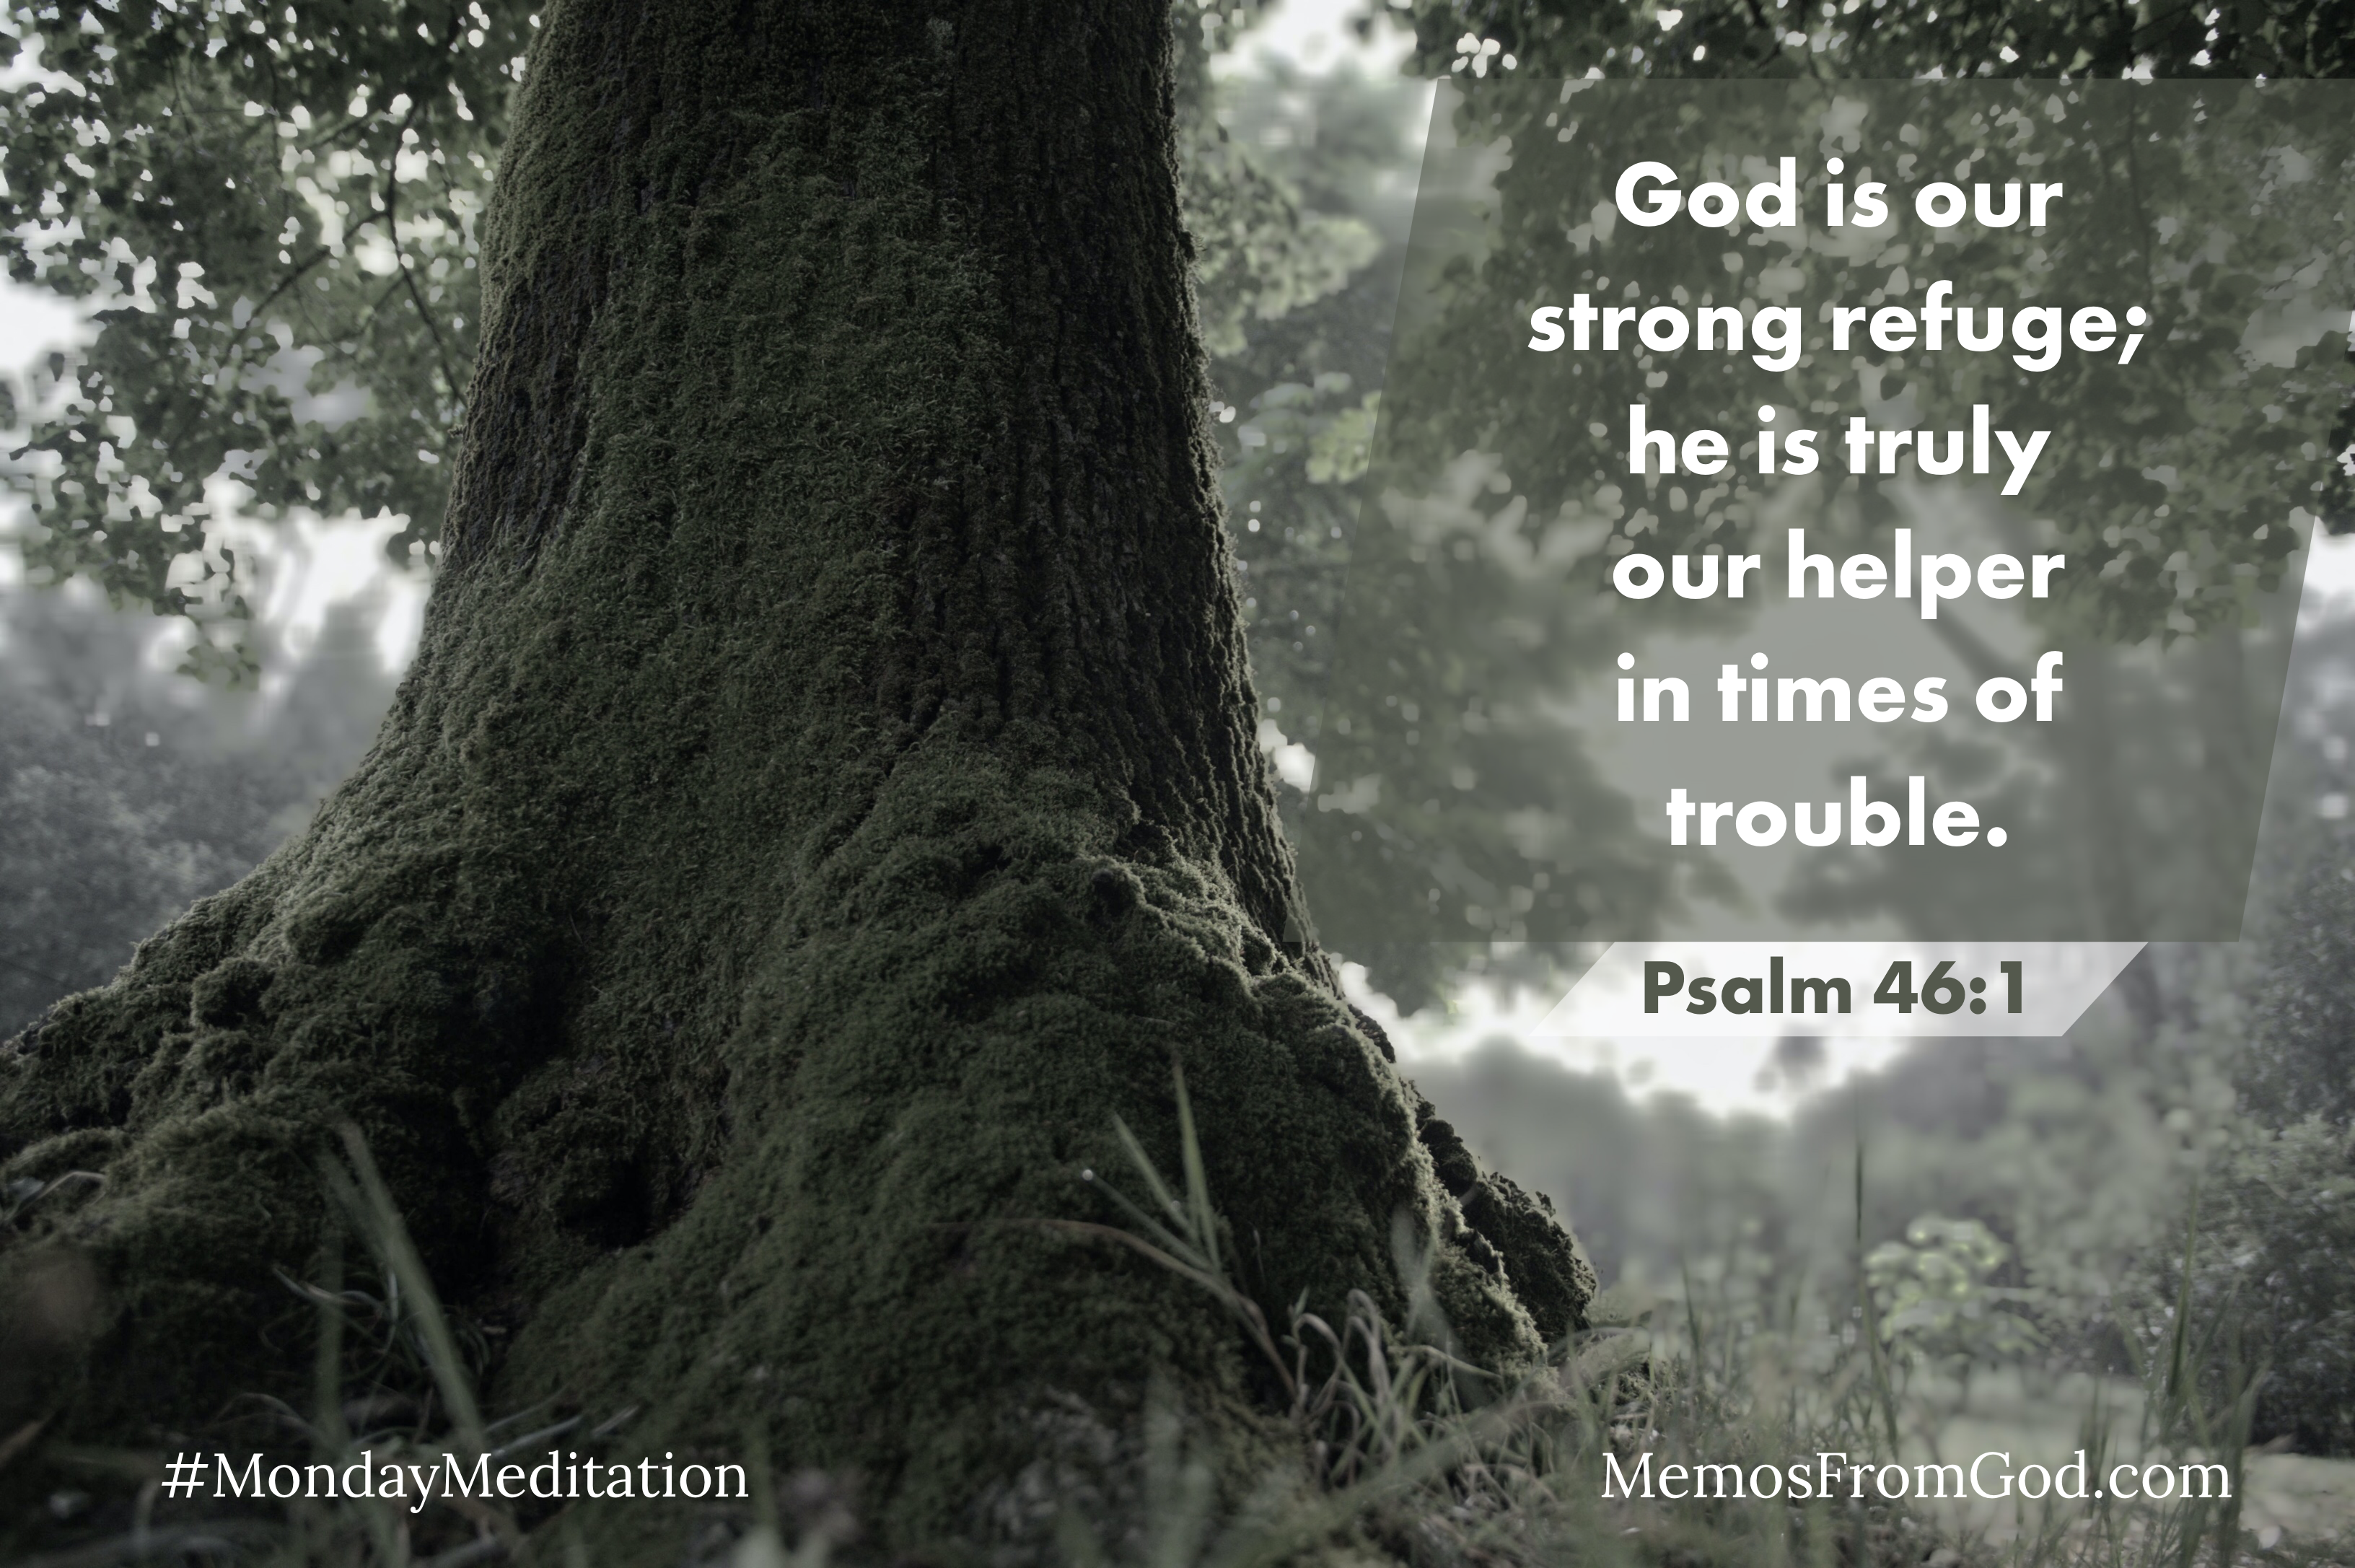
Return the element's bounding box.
[2242,624,2355,1131]
[1867,1214,2042,1367]
[0,583,395,1035]
[0,0,530,678]
[1408,997,2210,1359]
[1188,56,1610,1008]
[1392,0,2355,89]
[2135,1116,2355,1458]
[1196,51,1424,728]
[2107,613,2355,1456]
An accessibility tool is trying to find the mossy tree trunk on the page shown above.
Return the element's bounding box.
[1,0,1588,1551]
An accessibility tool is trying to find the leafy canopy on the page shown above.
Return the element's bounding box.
[1,0,537,676]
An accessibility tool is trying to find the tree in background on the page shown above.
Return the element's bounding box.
[2244,623,2355,1134]
[2127,613,2355,1454]
[0,583,400,1036]
[0,589,285,1037]
[1,4,1590,1558]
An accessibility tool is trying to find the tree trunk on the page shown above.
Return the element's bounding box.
[1,1,1589,1551]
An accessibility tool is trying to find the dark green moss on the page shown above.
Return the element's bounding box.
[1,1,1589,1554]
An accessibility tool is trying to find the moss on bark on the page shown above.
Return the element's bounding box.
[1,1,1590,1553]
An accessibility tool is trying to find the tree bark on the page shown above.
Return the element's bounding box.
[1,1,1589,1551]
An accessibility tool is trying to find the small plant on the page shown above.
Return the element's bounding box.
[1868,1214,2044,1426]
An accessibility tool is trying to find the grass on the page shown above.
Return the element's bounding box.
[4,1092,2349,1568]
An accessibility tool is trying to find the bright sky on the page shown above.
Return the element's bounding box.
[1214,0,1421,78]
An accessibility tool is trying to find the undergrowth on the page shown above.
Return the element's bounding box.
[1,1083,2333,1568]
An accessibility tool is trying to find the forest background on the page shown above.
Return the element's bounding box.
[5,0,2355,1556]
